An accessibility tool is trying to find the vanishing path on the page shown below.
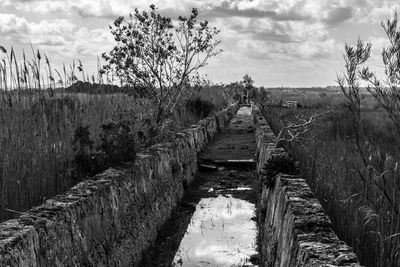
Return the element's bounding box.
[141,106,259,267]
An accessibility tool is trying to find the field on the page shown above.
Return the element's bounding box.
[258,87,400,267]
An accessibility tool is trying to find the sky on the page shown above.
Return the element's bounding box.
[0,0,399,87]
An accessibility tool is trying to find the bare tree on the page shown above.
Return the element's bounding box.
[275,111,327,146]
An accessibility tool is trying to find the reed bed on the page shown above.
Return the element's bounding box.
[0,46,212,221]
[0,46,227,222]
[0,91,155,222]
[260,101,400,267]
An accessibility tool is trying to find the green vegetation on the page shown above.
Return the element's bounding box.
[99,121,137,164]
[257,13,400,263]
[5,4,400,266]
[102,4,221,124]
[0,5,226,222]
[260,153,297,188]
[259,95,398,267]
[222,74,258,104]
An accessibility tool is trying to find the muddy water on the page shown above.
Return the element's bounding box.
[141,106,259,267]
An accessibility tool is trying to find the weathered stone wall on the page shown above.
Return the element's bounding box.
[0,104,238,267]
[253,106,361,267]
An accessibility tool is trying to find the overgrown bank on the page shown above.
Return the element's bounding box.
[0,103,238,266]
[0,4,225,224]
[253,106,360,266]
[0,84,228,223]
[259,103,400,267]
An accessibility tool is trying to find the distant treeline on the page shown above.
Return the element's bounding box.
[64,81,151,97]
[0,81,152,98]
[264,86,342,93]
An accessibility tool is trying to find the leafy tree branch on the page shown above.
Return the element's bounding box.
[102,4,221,124]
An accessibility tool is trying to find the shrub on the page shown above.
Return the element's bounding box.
[72,125,93,171]
[324,108,355,140]
[185,97,215,118]
[261,153,297,188]
[73,125,93,156]
[99,120,136,164]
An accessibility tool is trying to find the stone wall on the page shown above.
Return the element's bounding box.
[253,106,362,267]
[0,104,238,267]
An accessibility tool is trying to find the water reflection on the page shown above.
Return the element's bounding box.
[236,107,252,116]
[172,196,257,266]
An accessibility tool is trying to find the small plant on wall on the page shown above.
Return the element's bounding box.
[260,153,297,188]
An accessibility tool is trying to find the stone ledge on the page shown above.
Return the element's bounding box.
[0,103,239,267]
[252,105,362,267]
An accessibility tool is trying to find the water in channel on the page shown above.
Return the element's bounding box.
[141,106,259,267]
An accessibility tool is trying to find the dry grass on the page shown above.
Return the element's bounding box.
[0,47,228,222]
[259,89,400,266]
[0,92,154,222]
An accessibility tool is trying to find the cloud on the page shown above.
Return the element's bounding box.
[69,0,192,19]
[0,0,354,25]
[32,37,69,47]
[236,37,339,61]
[215,15,333,56]
[0,12,111,59]
[349,0,400,24]
[201,2,300,20]
[0,13,29,34]
[30,19,75,35]
[323,6,353,25]
[1,16,76,46]
[0,0,397,87]
[23,1,68,14]
[199,1,305,21]
[0,0,355,26]
[72,28,114,56]
[367,36,390,60]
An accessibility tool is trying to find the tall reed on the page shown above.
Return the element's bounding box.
[0,46,149,221]
[0,46,227,222]
[261,103,400,267]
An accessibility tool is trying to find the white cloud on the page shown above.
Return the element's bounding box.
[15,1,69,14]
[368,36,390,56]
[30,19,75,36]
[0,12,112,59]
[72,28,114,56]
[213,14,337,63]
[70,0,196,18]
[0,15,76,46]
[0,13,29,34]
[0,0,398,86]
[236,37,339,60]
[349,0,400,24]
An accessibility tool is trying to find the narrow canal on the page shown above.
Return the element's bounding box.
[141,106,259,267]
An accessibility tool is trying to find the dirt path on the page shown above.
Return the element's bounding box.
[140,106,259,267]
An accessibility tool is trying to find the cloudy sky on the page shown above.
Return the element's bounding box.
[0,0,398,87]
